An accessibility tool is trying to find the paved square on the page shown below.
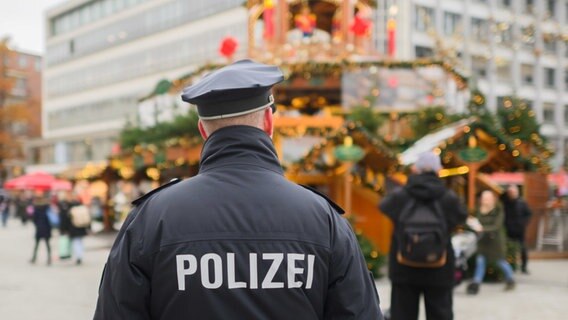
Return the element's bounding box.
[1,220,567,319]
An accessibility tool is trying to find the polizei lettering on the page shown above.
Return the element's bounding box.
[176,253,315,291]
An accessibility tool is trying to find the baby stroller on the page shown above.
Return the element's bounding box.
[452,230,478,287]
[452,216,482,287]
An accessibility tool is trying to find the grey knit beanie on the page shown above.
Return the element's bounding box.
[415,151,442,173]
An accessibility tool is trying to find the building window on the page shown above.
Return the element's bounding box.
[495,23,513,45]
[443,12,462,36]
[525,0,534,14]
[521,64,534,85]
[543,103,555,123]
[415,46,434,58]
[18,55,27,68]
[543,35,557,54]
[471,18,488,42]
[547,0,556,19]
[472,56,487,78]
[564,106,568,123]
[499,0,512,8]
[497,61,511,82]
[521,25,535,50]
[415,5,434,32]
[34,57,41,72]
[11,77,27,96]
[544,68,555,88]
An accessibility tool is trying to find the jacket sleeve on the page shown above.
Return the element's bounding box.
[520,200,533,226]
[93,209,152,320]
[378,191,401,222]
[442,191,467,231]
[324,212,383,319]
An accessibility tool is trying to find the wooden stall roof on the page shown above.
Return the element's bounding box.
[400,118,548,173]
[289,121,399,176]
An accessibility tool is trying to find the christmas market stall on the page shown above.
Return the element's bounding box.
[399,113,552,246]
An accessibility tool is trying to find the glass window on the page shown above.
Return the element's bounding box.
[543,103,555,123]
[444,12,462,36]
[564,105,568,123]
[415,6,434,32]
[495,22,513,45]
[35,57,41,71]
[499,0,512,8]
[471,18,488,42]
[544,35,557,54]
[415,46,433,58]
[47,0,243,64]
[547,0,556,18]
[497,61,511,82]
[521,25,535,49]
[18,55,27,68]
[521,64,534,85]
[472,56,487,78]
[545,67,555,88]
[525,0,534,14]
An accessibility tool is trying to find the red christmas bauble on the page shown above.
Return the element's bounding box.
[219,36,238,58]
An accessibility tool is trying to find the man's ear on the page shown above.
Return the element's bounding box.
[198,120,208,140]
[263,108,274,137]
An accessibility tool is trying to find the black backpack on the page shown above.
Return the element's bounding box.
[396,192,448,268]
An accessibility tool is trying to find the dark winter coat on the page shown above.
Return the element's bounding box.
[32,202,52,240]
[59,200,88,238]
[501,194,532,239]
[379,172,467,287]
[476,206,507,262]
[94,126,383,320]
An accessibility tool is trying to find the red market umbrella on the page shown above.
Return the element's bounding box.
[4,172,58,191]
[51,179,72,191]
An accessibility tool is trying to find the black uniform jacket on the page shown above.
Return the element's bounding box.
[94,126,382,320]
[501,194,532,238]
[379,173,467,287]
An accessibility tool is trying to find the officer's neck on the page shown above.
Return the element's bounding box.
[199,125,283,175]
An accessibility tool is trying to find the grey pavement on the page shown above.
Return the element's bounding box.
[1,217,567,320]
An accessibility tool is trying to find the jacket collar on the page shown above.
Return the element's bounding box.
[199,125,283,175]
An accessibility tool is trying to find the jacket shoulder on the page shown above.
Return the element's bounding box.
[299,184,345,214]
[131,178,182,206]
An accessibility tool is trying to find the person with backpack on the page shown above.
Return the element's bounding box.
[59,193,90,265]
[466,190,515,295]
[379,151,467,320]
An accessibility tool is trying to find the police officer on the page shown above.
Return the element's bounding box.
[94,60,382,319]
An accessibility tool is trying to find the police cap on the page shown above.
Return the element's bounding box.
[181,59,284,120]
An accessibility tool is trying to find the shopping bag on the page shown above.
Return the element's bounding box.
[70,205,91,228]
[47,207,60,227]
[59,235,71,260]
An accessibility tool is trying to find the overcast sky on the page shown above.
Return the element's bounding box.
[0,0,67,54]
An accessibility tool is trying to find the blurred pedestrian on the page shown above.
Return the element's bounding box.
[59,192,89,265]
[501,185,532,274]
[380,151,467,320]
[1,194,9,227]
[467,190,515,295]
[30,190,52,266]
[15,193,31,225]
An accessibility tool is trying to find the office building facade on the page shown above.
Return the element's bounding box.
[377,0,568,169]
[31,0,247,173]
[0,46,42,178]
